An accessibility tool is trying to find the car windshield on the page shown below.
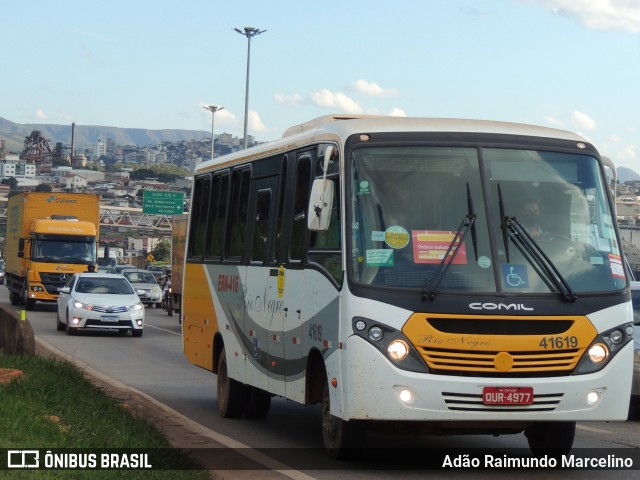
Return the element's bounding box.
[75,277,135,294]
[124,271,157,283]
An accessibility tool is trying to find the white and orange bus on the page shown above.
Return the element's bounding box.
[182,115,634,458]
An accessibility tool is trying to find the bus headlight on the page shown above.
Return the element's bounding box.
[388,340,409,361]
[587,343,608,363]
[574,322,633,375]
[352,317,429,373]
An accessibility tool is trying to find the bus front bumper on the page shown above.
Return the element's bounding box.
[339,335,633,423]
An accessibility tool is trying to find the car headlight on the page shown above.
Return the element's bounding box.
[152,285,162,295]
[73,300,92,310]
[352,317,428,373]
[574,322,634,374]
[128,303,144,311]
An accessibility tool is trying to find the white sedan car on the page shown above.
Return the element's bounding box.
[57,273,145,337]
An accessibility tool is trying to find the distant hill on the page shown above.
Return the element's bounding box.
[617,166,640,183]
[0,117,209,154]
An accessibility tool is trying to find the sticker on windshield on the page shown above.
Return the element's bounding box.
[608,254,624,279]
[358,180,371,195]
[502,264,529,288]
[366,249,394,267]
[411,230,467,264]
[478,256,491,269]
[385,226,410,249]
[371,231,385,242]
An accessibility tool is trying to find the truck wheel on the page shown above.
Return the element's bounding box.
[10,291,20,306]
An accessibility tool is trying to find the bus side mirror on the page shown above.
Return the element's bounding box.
[308,145,336,232]
[308,179,334,231]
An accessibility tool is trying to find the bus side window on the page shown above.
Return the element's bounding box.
[289,156,312,262]
[250,189,272,263]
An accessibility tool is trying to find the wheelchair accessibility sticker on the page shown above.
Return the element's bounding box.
[502,264,529,288]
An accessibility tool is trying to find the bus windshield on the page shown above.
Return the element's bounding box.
[349,146,625,294]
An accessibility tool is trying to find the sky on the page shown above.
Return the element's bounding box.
[2,0,640,169]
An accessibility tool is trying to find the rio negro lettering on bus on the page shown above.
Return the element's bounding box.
[238,285,285,326]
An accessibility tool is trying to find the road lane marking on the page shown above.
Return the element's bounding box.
[144,323,181,336]
[577,424,614,434]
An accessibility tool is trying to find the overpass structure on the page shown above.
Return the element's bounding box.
[0,199,176,232]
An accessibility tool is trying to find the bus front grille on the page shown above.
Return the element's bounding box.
[442,391,562,412]
[419,347,582,374]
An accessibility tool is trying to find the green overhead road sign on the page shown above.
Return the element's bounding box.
[143,190,184,215]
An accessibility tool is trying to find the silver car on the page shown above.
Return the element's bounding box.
[57,273,145,337]
[122,269,163,308]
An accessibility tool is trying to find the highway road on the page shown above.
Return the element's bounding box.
[4,287,638,479]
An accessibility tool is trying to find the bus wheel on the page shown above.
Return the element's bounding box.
[525,422,575,456]
[245,386,271,418]
[321,377,364,459]
[216,347,245,418]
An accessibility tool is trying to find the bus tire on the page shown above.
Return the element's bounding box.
[217,347,245,418]
[321,376,364,459]
[525,421,575,456]
[245,386,271,418]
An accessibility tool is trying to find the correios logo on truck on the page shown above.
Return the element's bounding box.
[46,196,77,204]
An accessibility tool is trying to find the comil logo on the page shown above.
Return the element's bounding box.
[7,450,39,468]
[469,302,534,311]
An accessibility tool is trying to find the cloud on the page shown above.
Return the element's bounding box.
[352,79,398,97]
[309,89,363,114]
[274,93,305,107]
[543,115,565,127]
[526,0,640,33]
[389,107,407,117]
[571,110,596,130]
[35,109,48,120]
[621,144,637,162]
[248,110,268,133]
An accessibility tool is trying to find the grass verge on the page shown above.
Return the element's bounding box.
[0,354,212,479]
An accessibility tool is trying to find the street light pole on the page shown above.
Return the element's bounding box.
[234,26,266,150]
[203,105,224,160]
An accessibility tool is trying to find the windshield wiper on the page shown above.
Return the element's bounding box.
[466,183,478,262]
[498,183,576,302]
[498,184,511,263]
[422,213,476,301]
